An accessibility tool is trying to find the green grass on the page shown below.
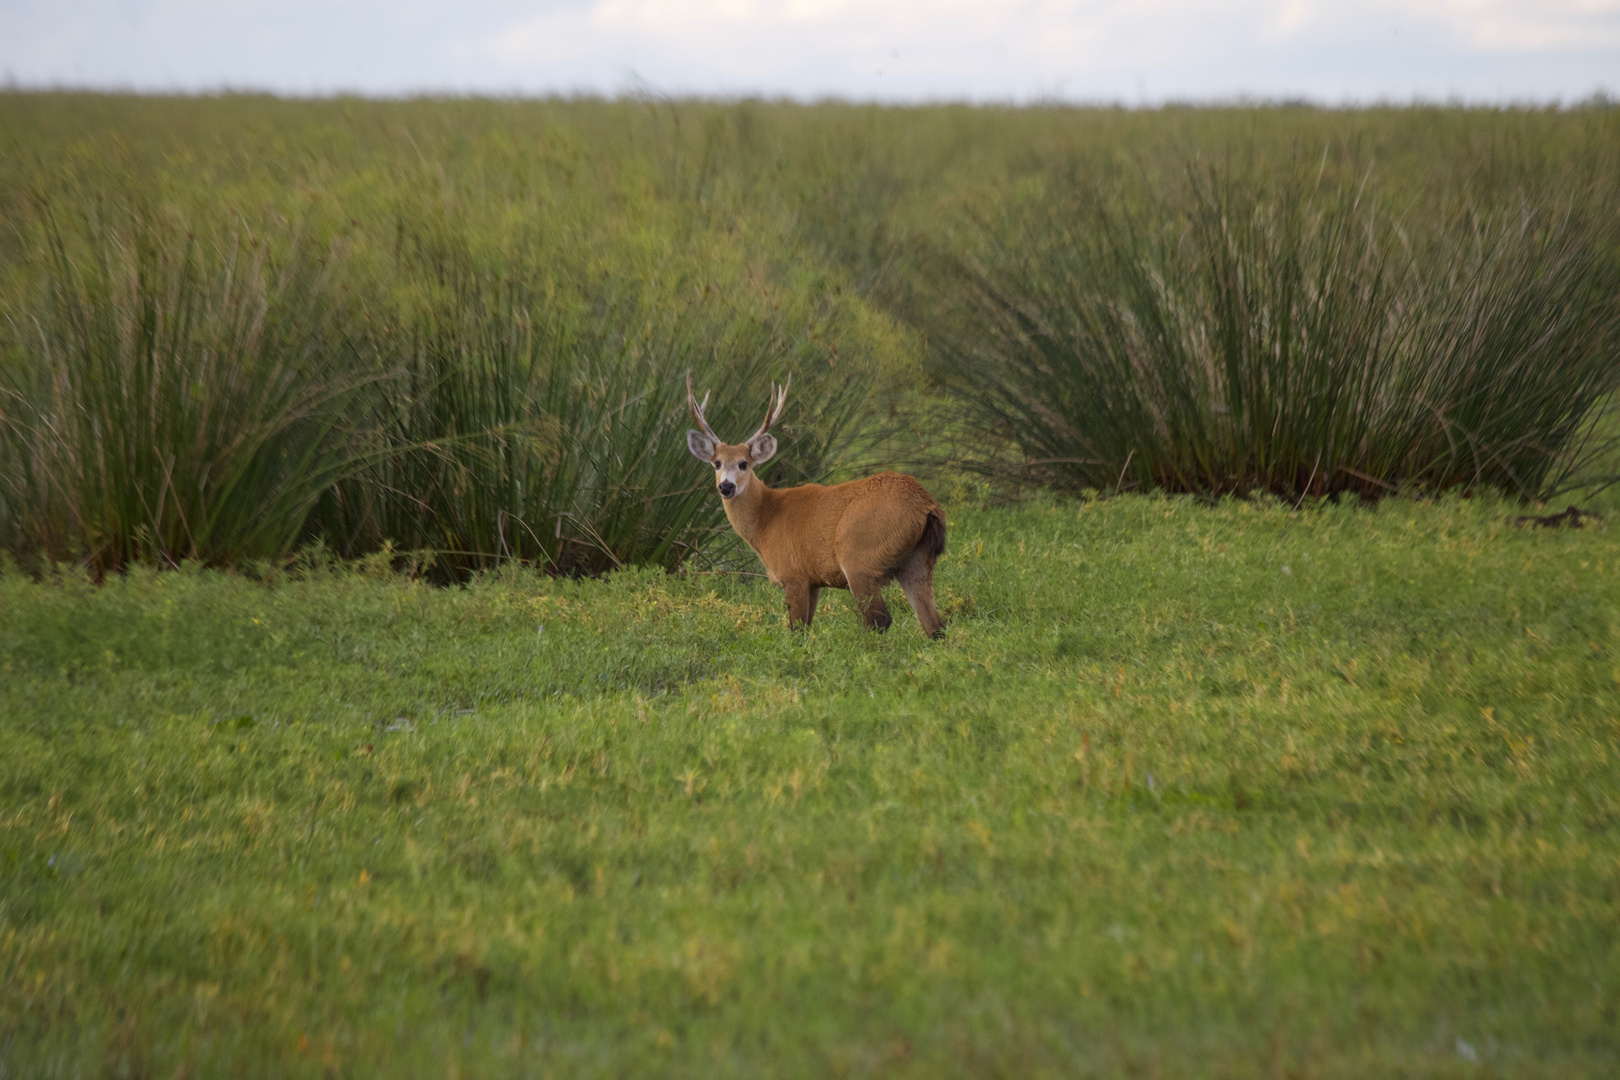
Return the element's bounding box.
[5,95,1620,570]
[4,494,1619,1076]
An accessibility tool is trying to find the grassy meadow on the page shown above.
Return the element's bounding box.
[3,93,1620,1076]
[5,495,1620,1077]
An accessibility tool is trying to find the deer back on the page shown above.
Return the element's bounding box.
[748,472,941,588]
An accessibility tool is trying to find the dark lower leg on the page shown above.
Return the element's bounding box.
[847,576,892,631]
[784,581,816,629]
[898,556,944,638]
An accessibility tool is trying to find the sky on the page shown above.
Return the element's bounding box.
[2,0,1617,105]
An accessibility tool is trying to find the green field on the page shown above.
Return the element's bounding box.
[4,94,1619,573]
[5,494,1620,1077]
[3,92,1620,1077]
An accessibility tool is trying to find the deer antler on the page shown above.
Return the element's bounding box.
[686,371,720,443]
[745,372,792,446]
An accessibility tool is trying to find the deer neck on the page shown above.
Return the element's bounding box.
[722,478,777,549]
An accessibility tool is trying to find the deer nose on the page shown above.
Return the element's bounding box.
[718,480,736,498]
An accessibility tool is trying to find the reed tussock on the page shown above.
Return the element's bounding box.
[308,213,878,577]
[930,159,1620,500]
[0,208,366,574]
[0,188,888,575]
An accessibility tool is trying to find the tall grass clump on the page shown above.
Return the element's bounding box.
[304,207,885,577]
[0,207,369,573]
[930,157,1620,500]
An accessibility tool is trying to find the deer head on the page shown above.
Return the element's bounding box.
[686,372,791,500]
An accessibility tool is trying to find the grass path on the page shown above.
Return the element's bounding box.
[3,495,1618,1077]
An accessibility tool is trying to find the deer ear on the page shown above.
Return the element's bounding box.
[746,432,777,465]
[687,429,717,462]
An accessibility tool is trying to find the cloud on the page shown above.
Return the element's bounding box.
[486,0,1271,94]
[480,0,1620,99]
[1388,0,1620,51]
[2,0,1616,99]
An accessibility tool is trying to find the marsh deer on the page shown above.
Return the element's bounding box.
[685,373,947,637]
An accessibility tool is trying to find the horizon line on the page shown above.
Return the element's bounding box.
[3,81,1617,112]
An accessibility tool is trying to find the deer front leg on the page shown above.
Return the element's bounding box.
[784,580,818,630]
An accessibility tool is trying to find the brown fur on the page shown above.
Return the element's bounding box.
[709,452,947,637]
[686,375,947,636]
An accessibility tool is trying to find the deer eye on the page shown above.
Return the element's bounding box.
[738,461,748,471]
[713,461,721,469]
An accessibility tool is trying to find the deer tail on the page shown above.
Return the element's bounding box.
[920,507,947,565]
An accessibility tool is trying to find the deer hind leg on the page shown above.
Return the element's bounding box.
[896,546,945,639]
[843,571,893,632]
